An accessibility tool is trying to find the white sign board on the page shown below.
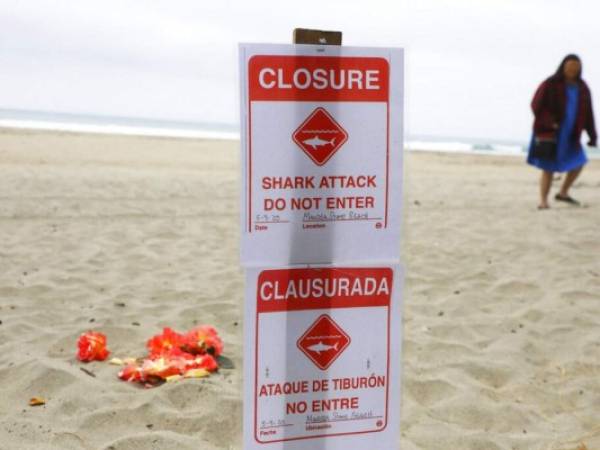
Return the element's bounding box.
[239,44,404,266]
[243,266,402,450]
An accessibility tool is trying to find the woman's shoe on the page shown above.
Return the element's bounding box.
[555,194,580,205]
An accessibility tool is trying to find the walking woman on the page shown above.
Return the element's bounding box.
[528,54,597,209]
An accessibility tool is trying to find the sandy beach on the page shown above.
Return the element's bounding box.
[1,128,599,450]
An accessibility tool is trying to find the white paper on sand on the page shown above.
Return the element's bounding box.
[243,265,403,450]
[239,44,404,266]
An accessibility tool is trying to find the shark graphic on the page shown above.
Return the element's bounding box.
[302,135,336,150]
[307,341,339,354]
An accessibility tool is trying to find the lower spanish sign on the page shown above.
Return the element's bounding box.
[244,266,402,450]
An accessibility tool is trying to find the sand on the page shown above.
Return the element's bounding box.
[0,128,599,450]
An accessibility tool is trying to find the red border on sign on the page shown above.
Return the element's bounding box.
[253,267,392,444]
[246,55,391,233]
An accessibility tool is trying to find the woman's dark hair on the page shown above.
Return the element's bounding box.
[553,54,582,80]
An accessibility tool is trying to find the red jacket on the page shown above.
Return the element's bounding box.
[531,77,597,145]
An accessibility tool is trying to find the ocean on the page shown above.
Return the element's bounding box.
[1,108,598,159]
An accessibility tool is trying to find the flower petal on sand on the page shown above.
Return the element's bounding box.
[29,397,46,406]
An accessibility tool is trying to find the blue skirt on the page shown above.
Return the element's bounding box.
[527,134,587,172]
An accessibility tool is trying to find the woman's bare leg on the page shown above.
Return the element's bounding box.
[539,170,553,209]
[558,166,583,197]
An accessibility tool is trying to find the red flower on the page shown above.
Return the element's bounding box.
[151,346,193,361]
[77,331,110,362]
[146,327,184,358]
[117,325,223,387]
[187,354,219,372]
[140,357,182,379]
[183,325,224,357]
[118,362,143,383]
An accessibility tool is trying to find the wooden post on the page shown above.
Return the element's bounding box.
[293,28,342,45]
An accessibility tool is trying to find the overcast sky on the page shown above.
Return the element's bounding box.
[1,0,599,142]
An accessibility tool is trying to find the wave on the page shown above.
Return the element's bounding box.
[0,108,239,140]
[1,108,598,158]
[406,139,599,158]
[405,140,526,156]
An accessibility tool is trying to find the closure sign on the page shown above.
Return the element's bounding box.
[239,43,404,450]
[243,266,402,450]
[239,44,404,266]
